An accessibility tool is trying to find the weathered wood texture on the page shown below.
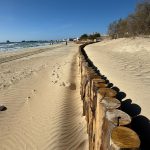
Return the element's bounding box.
[79,43,140,150]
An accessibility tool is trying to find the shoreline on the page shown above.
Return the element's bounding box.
[0,43,63,62]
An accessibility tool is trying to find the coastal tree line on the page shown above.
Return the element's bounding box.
[79,32,101,41]
[108,1,150,38]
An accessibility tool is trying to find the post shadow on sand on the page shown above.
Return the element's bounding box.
[111,86,126,101]
[110,86,150,150]
[81,46,150,150]
[131,115,150,150]
[121,99,141,117]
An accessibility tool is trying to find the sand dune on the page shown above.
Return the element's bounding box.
[0,43,88,150]
[85,38,150,149]
[85,38,150,118]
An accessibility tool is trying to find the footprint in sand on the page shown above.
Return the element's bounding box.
[54,81,58,84]
[32,89,37,94]
[60,82,76,90]
[61,82,65,86]
[65,82,76,90]
[57,74,59,78]
[26,96,31,103]
[69,83,76,90]
[27,96,31,99]
[65,82,70,87]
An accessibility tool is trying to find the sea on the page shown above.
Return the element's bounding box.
[0,41,52,52]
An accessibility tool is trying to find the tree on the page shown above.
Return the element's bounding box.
[135,1,150,34]
[108,21,118,38]
[79,32,101,41]
[108,1,150,38]
[79,34,88,40]
[93,33,101,38]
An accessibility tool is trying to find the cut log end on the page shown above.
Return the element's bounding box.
[111,126,140,149]
[100,97,121,109]
[92,78,106,83]
[106,109,131,126]
[94,83,107,88]
[98,88,117,97]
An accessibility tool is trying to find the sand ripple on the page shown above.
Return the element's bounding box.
[0,44,88,150]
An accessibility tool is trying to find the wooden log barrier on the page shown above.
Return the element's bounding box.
[78,43,140,150]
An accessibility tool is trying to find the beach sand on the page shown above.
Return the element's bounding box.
[1,37,150,149]
[0,43,88,150]
[85,37,150,118]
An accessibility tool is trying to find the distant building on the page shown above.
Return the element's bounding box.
[67,38,79,42]
[101,35,110,40]
[68,38,74,41]
[73,38,79,42]
[95,37,102,42]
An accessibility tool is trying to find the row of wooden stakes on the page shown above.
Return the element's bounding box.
[78,43,141,150]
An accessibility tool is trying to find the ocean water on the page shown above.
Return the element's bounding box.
[0,41,51,52]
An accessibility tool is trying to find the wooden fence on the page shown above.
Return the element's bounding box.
[79,43,140,150]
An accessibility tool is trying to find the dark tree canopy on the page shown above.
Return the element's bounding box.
[79,32,101,40]
[108,1,150,38]
[80,34,88,40]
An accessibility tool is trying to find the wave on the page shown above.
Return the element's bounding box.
[0,42,51,52]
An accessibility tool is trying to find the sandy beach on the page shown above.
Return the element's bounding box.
[85,37,150,118]
[0,38,150,149]
[0,43,88,150]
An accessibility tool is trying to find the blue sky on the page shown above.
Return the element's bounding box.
[0,0,139,41]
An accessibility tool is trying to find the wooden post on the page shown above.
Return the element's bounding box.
[98,88,117,98]
[100,97,121,109]
[110,126,140,149]
[91,78,106,102]
[78,44,140,150]
[94,102,106,150]
[106,109,131,126]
